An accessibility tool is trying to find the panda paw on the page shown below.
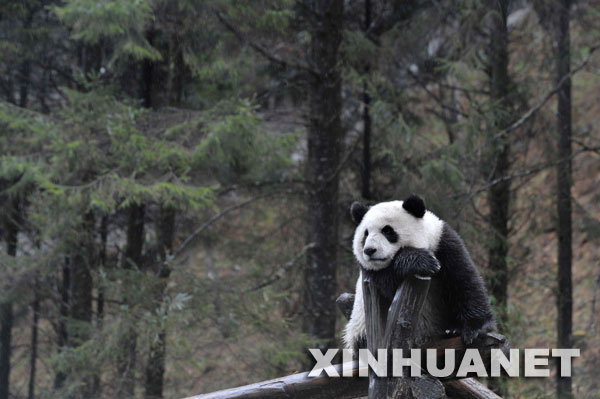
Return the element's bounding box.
[392,247,441,278]
[461,327,481,345]
[444,328,460,337]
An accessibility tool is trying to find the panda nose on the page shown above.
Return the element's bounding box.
[364,247,377,256]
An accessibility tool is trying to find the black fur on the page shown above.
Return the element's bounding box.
[381,225,399,243]
[402,194,426,218]
[351,202,369,224]
[362,247,440,300]
[433,224,496,344]
[361,224,496,345]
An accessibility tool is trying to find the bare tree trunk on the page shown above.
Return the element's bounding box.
[18,8,33,108]
[69,211,95,397]
[144,206,174,399]
[54,259,70,389]
[0,306,13,399]
[486,0,511,325]
[486,2,511,396]
[92,216,108,398]
[143,33,185,394]
[117,204,145,399]
[141,29,157,108]
[0,197,19,399]
[28,276,40,399]
[554,0,573,397]
[18,56,31,108]
[361,0,372,200]
[303,0,344,354]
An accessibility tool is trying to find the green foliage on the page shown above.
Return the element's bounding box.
[54,0,162,61]
[194,99,297,183]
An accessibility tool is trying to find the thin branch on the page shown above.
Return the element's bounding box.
[406,68,470,118]
[589,270,600,335]
[452,146,593,199]
[573,138,600,154]
[499,42,600,135]
[214,11,317,76]
[172,190,299,259]
[246,242,316,292]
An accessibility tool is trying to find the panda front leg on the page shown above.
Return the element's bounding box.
[343,273,367,349]
[391,247,441,279]
[362,247,441,300]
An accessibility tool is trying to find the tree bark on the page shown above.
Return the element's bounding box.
[0,197,18,399]
[69,211,95,397]
[141,29,157,108]
[486,2,511,396]
[117,204,145,399]
[18,59,31,108]
[486,0,511,323]
[92,216,108,398]
[28,276,40,399]
[144,206,175,399]
[554,0,573,397]
[54,259,70,389]
[303,0,344,354]
[361,0,372,200]
[18,8,33,108]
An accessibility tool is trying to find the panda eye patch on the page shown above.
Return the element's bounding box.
[364,229,369,236]
[381,225,398,243]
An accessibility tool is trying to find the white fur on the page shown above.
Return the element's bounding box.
[343,271,365,348]
[344,200,444,349]
[352,201,443,271]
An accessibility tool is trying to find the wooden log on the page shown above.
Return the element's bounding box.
[336,291,508,399]
[443,378,502,399]
[362,275,441,399]
[183,361,367,399]
[336,293,510,379]
[184,362,501,399]
[422,333,510,380]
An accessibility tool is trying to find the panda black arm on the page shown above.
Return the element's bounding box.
[391,247,441,278]
[434,225,496,344]
[362,247,440,300]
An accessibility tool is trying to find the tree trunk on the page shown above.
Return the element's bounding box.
[554,0,573,397]
[54,259,70,389]
[92,216,108,398]
[0,306,13,399]
[486,2,511,396]
[168,34,186,106]
[141,29,157,108]
[117,204,145,399]
[18,57,31,108]
[28,276,40,399]
[69,211,95,397]
[303,0,344,354]
[486,0,511,325]
[361,0,372,200]
[144,206,174,399]
[0,197,18,399]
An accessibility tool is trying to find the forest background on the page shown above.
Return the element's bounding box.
[0,0,599,398]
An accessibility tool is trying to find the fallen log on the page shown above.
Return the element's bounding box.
[183,361,367,399]
[184,362,500,399]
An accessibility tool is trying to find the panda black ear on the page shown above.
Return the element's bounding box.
[350,202,368,225]
[403,194,426,218]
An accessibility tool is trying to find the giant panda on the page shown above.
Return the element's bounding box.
[343,195,496,349]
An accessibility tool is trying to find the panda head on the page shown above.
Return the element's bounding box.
[350,195,443,271]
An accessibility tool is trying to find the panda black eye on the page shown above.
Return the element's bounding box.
[381,225,398,243]
[364,229,369,237]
